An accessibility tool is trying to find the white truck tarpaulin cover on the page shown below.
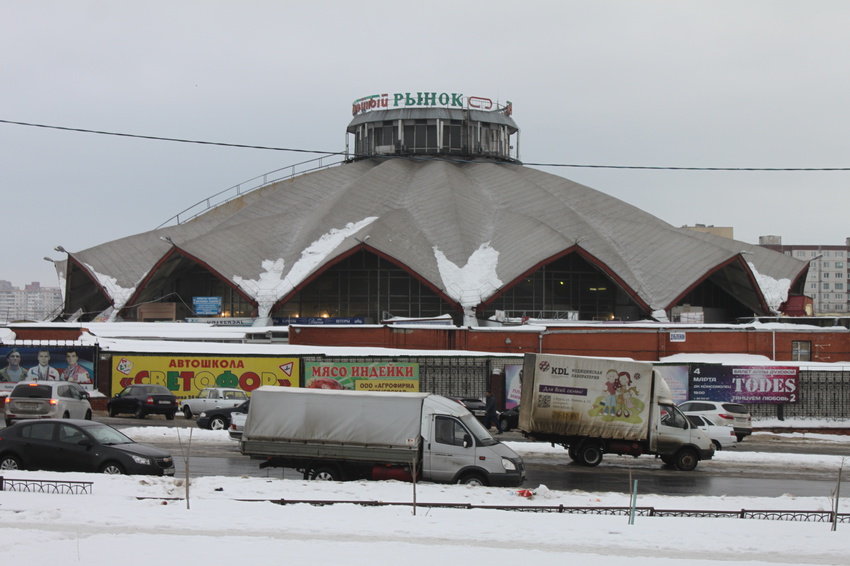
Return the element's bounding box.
[520,354,655,440]
[243,386,429,448]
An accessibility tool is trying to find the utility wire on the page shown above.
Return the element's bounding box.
[3,117,850,172]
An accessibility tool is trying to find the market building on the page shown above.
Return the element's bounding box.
[51,92,808,328]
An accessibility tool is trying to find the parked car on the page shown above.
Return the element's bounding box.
[499,405,520,432]
[180,387,248,419]
[107,384,178,420]
[677,400,752,441]
[685,413,737,450]
[196,400,250,431]
[0,419,175,475]
[228,411,247,441]
[447,396,487,424]
[4,381,92,426]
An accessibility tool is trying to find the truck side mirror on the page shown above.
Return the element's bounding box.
[463,434,472,448]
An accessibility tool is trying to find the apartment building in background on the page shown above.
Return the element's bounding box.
[758,236,850,314]
[0,280,63,322]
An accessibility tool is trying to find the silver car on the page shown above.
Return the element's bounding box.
[4,381,92,426]
[677,400,752,442]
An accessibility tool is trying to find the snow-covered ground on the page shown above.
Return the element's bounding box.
[0,428,847,565]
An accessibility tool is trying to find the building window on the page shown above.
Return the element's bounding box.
[792,341,811,361]
[823,283,830,290]
[836,283,844,290]
[823,293,830,299]
[823,272,830,278]
[823,262,830,268]
[836,262,845,268]
[810,283,817,289]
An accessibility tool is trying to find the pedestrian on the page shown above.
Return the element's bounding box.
[485,391,503,434]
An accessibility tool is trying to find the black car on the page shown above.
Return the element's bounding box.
[0,419,175,476]
[499,405,520,432]
[448,396,488,424]
[196,400,249,430]
[107,384,179,419]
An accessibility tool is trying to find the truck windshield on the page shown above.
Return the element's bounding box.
[461,413,498,445]
[660,403,689,429]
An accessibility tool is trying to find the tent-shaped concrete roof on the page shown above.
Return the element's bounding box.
[58,157,807,320]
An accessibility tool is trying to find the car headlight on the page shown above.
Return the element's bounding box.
[199,412,207,418]
[131,455,151,466]
[501,458,517,471]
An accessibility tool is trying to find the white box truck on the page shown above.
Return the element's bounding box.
[239,386,526,486]
[519,353,714,471]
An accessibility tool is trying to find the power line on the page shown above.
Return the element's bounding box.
[0,118,342,157]
[3,117,850,171]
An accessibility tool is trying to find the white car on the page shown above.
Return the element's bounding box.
[677,400,752,442]
[228,411,247,441]
[180,387,249,419]
[685,413,737,450]
[4,381,92,426]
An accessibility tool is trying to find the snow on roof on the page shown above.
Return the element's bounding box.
[64,159,807,318]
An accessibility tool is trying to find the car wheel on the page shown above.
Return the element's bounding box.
[458,472,488,486]
[310,466,340,481]
[210,416,227,430]
[101,462,125,475]
[4,418,12,427]
[134,405,146,419]
[712,440,722,451]
[62,411,70,419]
[108,405,117,417]
[0,455,22,470]
[579,444,603,467]
[84,410,92,420]
[165,412,175,421]
[674,448,699,472]
[500,417,512,432]
[182,406,193,419]
[736,434,746,442]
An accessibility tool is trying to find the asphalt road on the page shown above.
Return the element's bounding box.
[98,413,850,497]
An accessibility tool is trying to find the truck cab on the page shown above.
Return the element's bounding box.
[421,395,525,486]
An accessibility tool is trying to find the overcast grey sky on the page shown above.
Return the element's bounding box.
[2,1,849,288]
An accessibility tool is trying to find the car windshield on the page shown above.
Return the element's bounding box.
[461,413,497,445]
[11,384,52,398]
[83,423,135,445]
[140,385,172,395]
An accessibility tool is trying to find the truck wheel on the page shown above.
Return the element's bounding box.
[579,444,603,467]
[568,447,581,462]
[736,434,746,442]
[660,454,675,466]
[674,448,699,471]
[183,406,193,419]
[310,466,340,481]
[458,472,488,486]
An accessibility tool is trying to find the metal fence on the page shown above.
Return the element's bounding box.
[0,476,93,494]
[749,370,850,420]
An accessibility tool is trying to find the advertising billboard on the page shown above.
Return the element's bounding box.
[689,364,799,404]
[0,346,97,393]
[304,362,419,392]
[111,355,299,398]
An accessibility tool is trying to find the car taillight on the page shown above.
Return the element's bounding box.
[4,397,9,405]
[718,413,735,420]
[49,399,58,405]
[146,396,155,405]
